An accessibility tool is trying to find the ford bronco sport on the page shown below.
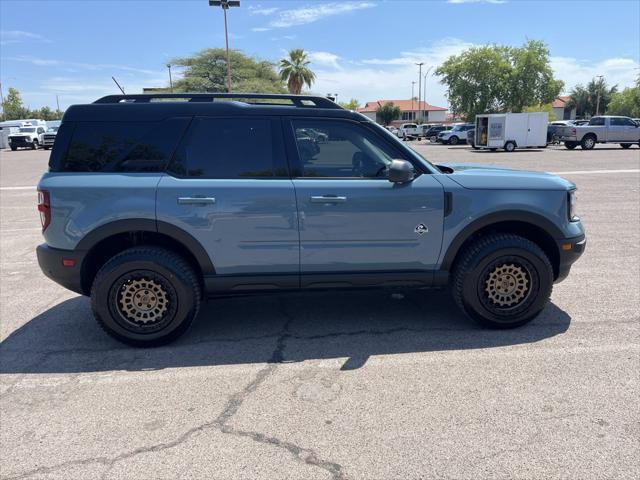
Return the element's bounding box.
[37,93,585,346]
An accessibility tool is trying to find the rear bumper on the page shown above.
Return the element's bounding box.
[555,234,586,283]
[37,244,86,295]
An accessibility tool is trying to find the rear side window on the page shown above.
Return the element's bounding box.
[168,117,286,178]
[589,117,605,126]
[54,118,189,172]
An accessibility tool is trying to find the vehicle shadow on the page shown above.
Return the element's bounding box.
[0,289,571,374]
[468,149,545,153]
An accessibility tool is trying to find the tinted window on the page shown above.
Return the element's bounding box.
[292,119,400,178]
[610,117,634,126]
[169,117,285,178]
[589,117,605,126]
[59,118,189,172]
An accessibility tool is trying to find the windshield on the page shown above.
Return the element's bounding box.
[47,127,59,133]
[19,127,36,133]
[451,125,463,131]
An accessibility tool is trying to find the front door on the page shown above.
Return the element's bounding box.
[157,116,299,289]
[286,118,444,286]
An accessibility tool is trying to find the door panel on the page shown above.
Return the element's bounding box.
[293,176,444,274]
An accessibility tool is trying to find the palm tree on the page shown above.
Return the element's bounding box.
[278,49,316,94]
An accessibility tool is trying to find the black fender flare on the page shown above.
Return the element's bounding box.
[439,210,564,271]
[75,219,215,275]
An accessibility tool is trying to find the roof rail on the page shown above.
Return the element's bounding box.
[93,93,342,109]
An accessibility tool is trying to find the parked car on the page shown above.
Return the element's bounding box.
[36,93,585,346]
[42,126,60,150]
[8,124,46,150]
[437,123,474,145]
[633,118,640,126]
[397,123,422,140]
[557,115,640,149]
[424,125,451,143]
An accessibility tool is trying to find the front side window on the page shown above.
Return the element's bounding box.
[292,119,400,179]
[170,117,285,179]
[611,117,634,126]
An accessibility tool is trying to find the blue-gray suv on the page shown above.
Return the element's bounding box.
[37,93,585,346]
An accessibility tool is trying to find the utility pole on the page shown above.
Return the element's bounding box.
[595,75,604,116]
[411,81,416,121]
[56,94,60,112]
[209,0,240,93]
[415,62,424,122]
[0,81,5,121]
[167,64,173,92]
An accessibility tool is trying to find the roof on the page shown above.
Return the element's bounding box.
[552,96,571,108]
[358,100,447,113]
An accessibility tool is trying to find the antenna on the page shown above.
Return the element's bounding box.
[111,76,126,94]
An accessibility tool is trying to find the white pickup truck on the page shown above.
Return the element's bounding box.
[395,123,423,141]
[557,115,640,150]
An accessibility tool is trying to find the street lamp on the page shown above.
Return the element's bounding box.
[411,81,416,120]
[415,62,424,122]
[423,66,433,122]
[595,75,604,116]
[209,0,240,93]
[166,64,173,92]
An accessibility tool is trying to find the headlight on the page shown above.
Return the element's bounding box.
[568,190,579,221]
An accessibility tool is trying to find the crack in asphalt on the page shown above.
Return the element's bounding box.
[4,298,347,480]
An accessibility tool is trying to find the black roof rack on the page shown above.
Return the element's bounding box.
[93,93,342,109]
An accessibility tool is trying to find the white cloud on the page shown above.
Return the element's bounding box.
[4,55,159,75]
[248,6,279,15]
[255,1,375,30]
[308,51,342,69]
[0,30,51,45]
[551,56,639,93]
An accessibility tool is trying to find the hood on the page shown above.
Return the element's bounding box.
[437,163,575,191]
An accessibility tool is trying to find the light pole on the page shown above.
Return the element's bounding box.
[0,81,5,121]
[415,62,424,122]
[209,0,240,93]
[411,81,416,120]
[595,75,604,116]
[167,64,173,92]
[422,66,433,122]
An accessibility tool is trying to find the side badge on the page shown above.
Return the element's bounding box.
[415,224,428,235]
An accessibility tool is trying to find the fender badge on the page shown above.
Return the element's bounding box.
[415,224,428,235]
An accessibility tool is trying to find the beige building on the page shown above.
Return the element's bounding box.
[357,100,448,126]
[552,96,576,121]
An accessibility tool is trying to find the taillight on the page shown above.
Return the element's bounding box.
[37,189,51,232]
[571,127,576,135]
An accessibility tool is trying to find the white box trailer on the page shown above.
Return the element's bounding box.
[475,112,548,152]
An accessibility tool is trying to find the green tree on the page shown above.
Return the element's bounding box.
[436,40,563,121]
[279,49,316,94]
[568,77,618,117]
[2,87,30,120]
[338,98,359,110]
[607,85,640,117]
[170,48,285,93]
[376,102,401,126]
[522,102,556,121]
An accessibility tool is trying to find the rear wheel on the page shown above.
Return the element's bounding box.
[564,141,577,150]
[504,141,516,152]
[10,146,17,151]
[449,136,459,145]
[91,246,201,347]
[581,135,596,150]
[452,233,553,328]
[31,140,39,150]
[620,143,632,149]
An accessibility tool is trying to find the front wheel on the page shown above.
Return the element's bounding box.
[91,246,201,347]
[31,140,39,150]
[10,146,17,151]
[452,234,553,328]
[449,136,459,145]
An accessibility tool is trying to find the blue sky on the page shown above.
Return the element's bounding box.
[1,0,638,110]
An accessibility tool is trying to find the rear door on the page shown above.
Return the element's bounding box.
[156,116,299,288]
[285,117,444,285]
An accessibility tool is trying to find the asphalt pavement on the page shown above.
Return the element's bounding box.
[1,144,639,479]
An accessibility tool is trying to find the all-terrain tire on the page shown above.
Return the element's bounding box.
[451,233,553,328]
[91,246,201,347]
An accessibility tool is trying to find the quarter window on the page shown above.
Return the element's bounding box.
[291,120,400,178]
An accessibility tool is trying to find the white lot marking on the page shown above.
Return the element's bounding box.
[550,169,640,175]
[0,186,36,190]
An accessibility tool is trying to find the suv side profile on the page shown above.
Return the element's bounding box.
[37,93,585,346]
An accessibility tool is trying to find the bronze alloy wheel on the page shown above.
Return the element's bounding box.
[484,263,530,308]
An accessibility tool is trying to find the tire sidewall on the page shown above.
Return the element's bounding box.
[460,245,552,326]
[92,256,197,344]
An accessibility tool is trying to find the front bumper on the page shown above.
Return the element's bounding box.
[9,137,32,147]
[554,234,586,283]
[37,244,87,295]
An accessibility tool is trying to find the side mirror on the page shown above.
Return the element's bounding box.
[388,159,415,184]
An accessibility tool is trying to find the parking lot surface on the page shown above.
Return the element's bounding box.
[1,144,639,479]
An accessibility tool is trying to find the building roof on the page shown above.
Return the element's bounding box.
[358,100,447,113]
[552,96,571,108]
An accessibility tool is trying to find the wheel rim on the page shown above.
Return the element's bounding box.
[450,137,458,145]
[484,263,530,308]
[584,138,594,148]
[110,272,177,333]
